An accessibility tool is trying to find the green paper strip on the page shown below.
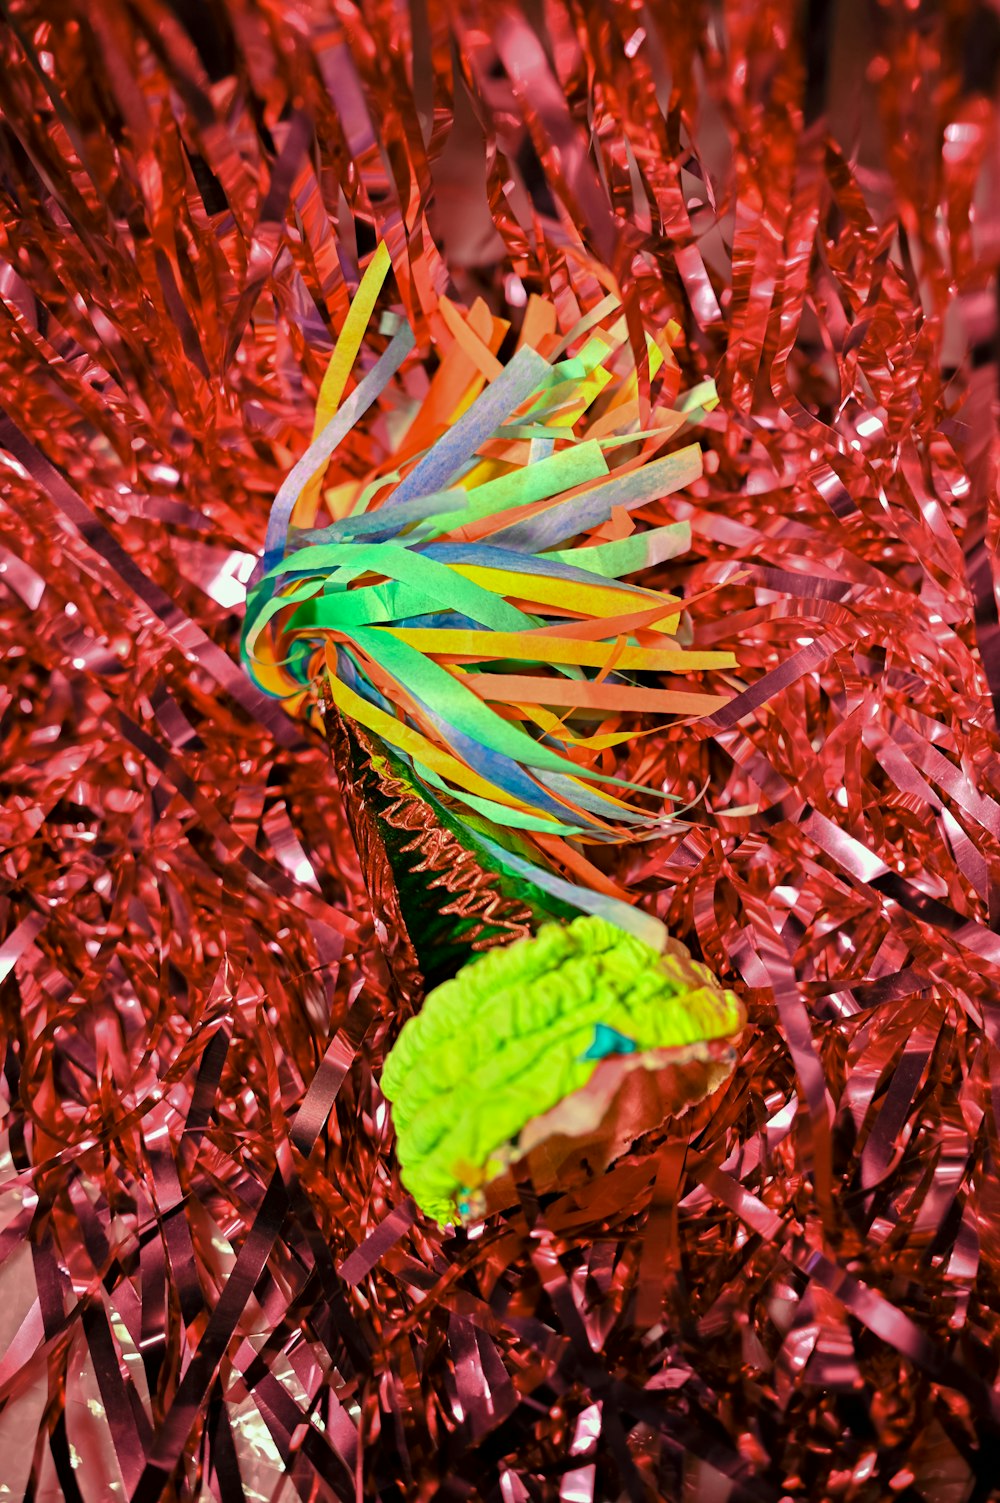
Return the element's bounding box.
[429,439,609,535]
[267,542,537,633]
[546,521,691,579]
[415,762,585,835]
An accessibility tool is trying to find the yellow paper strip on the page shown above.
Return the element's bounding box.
[525,705,663,750]
[385,626,736,673]
[451,564,670,625]
[296,242,394,526]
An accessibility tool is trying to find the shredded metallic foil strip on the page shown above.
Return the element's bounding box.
[2,0,1000,1498]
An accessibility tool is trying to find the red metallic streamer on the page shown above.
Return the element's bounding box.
[3,0,1000,1499]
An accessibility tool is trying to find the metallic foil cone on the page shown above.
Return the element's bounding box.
[321,698,575,992]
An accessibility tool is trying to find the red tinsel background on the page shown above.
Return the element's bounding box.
[3,1,1000,1499]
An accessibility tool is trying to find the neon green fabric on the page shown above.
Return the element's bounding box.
[380,915,743,1222]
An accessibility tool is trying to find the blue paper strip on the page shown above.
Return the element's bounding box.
[291,490,464,547]
[421,542,655,595]
[474,834,667,948]
[491,447,701,553]
[384,346,550,508]
[260,323,416,570]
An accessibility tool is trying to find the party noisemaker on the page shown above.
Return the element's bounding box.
[242,244,746,1224]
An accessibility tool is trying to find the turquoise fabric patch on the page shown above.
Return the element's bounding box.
[581,1023,638,1061]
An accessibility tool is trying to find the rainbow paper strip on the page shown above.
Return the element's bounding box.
[242,248,735,892]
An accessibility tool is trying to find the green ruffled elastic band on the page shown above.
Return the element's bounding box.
[380,914,743,1223]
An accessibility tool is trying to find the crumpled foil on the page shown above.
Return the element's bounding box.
[2,0,1000,1499]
